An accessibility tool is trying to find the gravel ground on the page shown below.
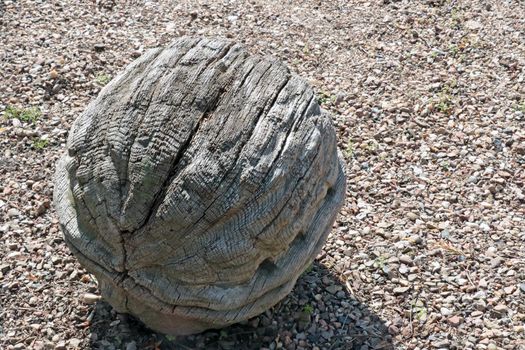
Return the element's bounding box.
[1,1,524,349]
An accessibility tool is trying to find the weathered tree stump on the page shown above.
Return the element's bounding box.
[53,37,346,335]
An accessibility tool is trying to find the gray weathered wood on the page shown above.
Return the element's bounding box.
[53,37,346,335]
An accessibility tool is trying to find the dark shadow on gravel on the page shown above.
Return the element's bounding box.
[88,262,394,350]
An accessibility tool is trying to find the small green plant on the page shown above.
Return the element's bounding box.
[95,73,111,86]
[4,106,41,123]
[448,45,459,57]
[345,139,354,158]
[436,100,452,114]
[447,79,457,89]
[304,263,314,274]
[219,329,228,339]
[515,102,525,113]
[303,44,310,55]
[318,92,329,105]
[414,306,428,321]
[318,91,336,105]
[365,139,378,153]
[303,304,314,315]
[450,8,462,29]
[411,299,428,321]
[374,256,387,269]
[434,83,455,115]
[440,160,450,171]
[33,138,49,150]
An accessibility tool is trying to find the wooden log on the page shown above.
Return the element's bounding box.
[53,37,346,335]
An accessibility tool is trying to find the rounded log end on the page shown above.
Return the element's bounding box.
[53,36,346,336]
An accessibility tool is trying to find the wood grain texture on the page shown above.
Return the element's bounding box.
[53,37,346,335]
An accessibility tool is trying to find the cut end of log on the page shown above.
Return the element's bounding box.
[53,36,346,335]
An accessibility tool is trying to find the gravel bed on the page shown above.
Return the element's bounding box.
[1,1,524,349]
